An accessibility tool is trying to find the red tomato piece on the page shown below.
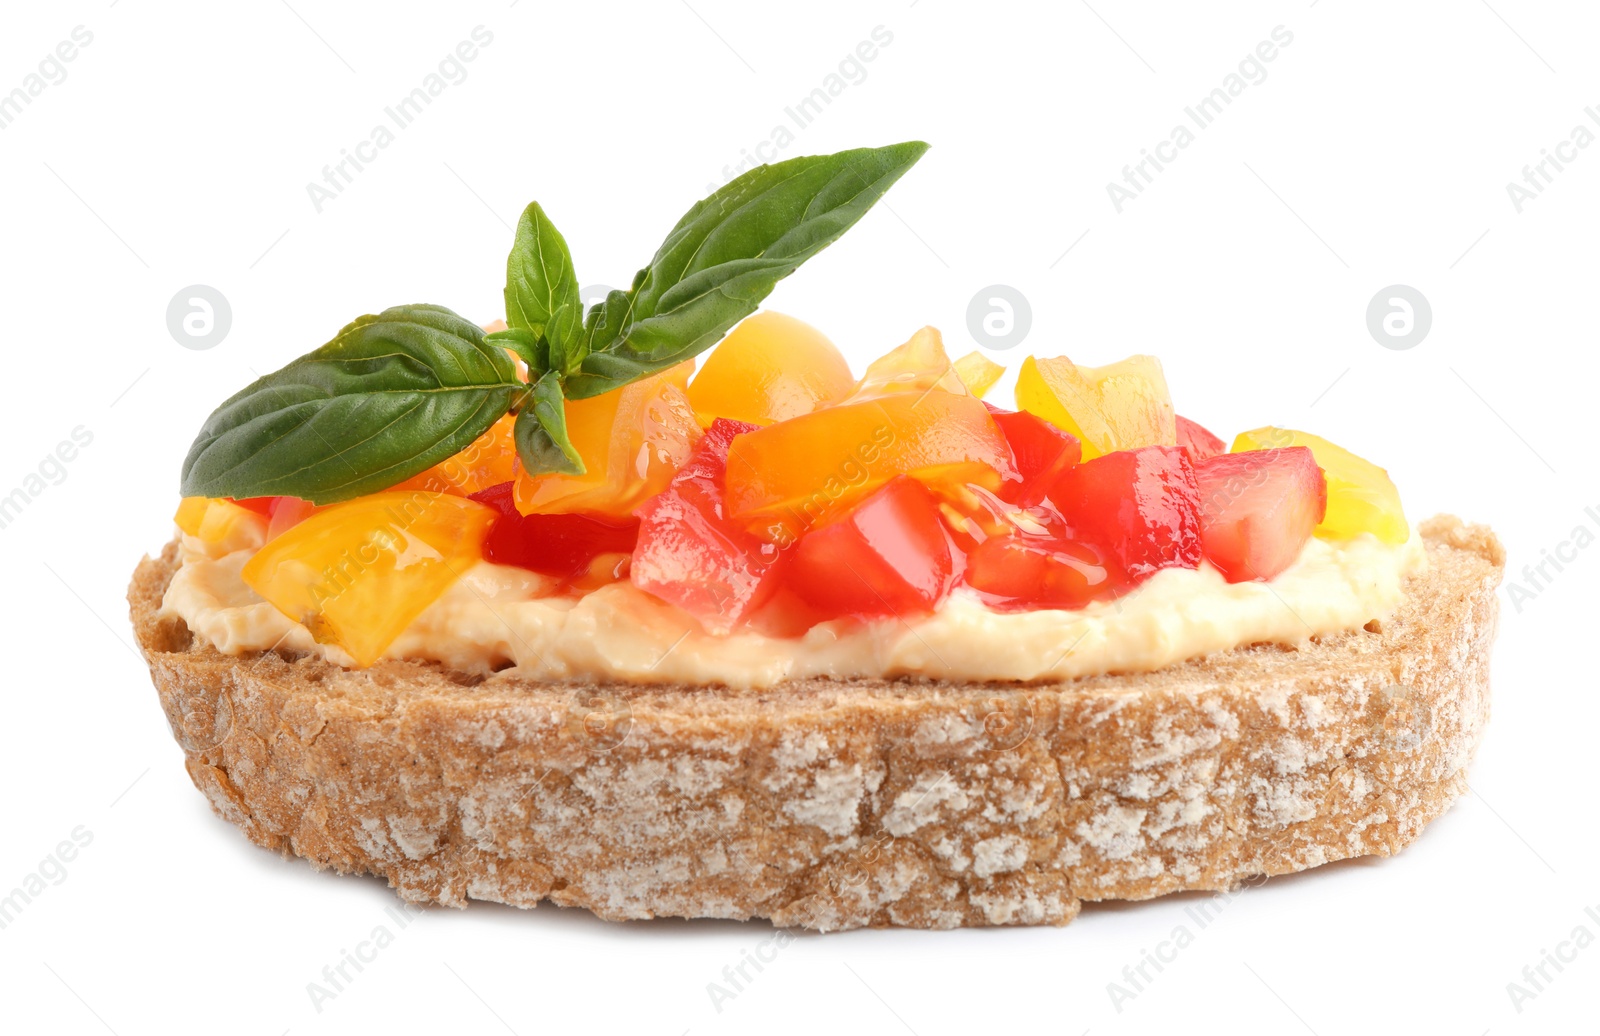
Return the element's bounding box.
[470,481,640,581]
[677,414,758,484]
[1175,415,1225,465]
[787,475,955,620]
[989,408,1081,505]
[1194,447,1327,582]
[265,497,320,540]
[1047,445,1202,579]
[471,481,519,515]
[630,419,784,633]
[229,496,278,517]
[963,534,1121,611]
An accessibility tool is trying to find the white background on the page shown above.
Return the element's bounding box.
[1,1,1596,1033]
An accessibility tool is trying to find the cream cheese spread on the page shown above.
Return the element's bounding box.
[161,528,1427,688]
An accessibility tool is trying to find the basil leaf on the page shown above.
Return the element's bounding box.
[581,270,649,358]
[514,370,585,476]
[179,304,525,504]
[564,141,928,399]
[486,326,546,370]
[505,202,581,355]
[545,299,583,374]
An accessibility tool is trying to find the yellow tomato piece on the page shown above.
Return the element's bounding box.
[390,414,518,497]
[848,326,967,402]
[687,311,856,426]
[174,497,210,535]
[1232,427,1408,544]
[725,391,1014,541]
[241,491,496,667]
[953,351,1004,399]
[174,497,267,553]
[514,362,701,516]
[1015,354,1175,460]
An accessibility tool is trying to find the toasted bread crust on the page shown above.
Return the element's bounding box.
[129,516,1502,930]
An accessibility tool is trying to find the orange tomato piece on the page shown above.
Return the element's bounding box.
[724,390,1016,541]
[1015,354,1175,460]
[241,491,496,667]
[514,362,701,516]
[687,311,856,426]
[390,414,519,497]
[847,326,967,403]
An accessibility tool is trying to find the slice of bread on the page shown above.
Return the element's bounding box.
[128,515,1503,931]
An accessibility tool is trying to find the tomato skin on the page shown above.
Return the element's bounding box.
[1194,446,1326,582]
[1047,445,1202,579]
[630,419,784,633]
[787,475,956,620]
[470,482,639,582]
[1175,415,1226,465]
[988,407,1081,505]
[963,534,1121,611]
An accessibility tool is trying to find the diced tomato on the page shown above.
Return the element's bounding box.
[963,534,1121,611]
[632,486,780,632]
[174,497,267,552]
[687,311,855,426]
[931,480,1012,555]
[1233,427,1407,545]
[229,496,278,517]
[846,326,968,403]
[924,479,1063,562]
[392,415,519,498]
[787,475,955,620]
[514,364,701,517]
[241,492,496,667]
[725,391,1016,538]
[630,418,784,633]
[1176,415,1225,465]
[1194,447,1327,582]
[988,407,1081,505]
[265,497,320,541]
[1016,354,1175,460]
[954,351,1004,399]
[1047,445,1202,579]
[674,414,756,485]
[470,482,639,582]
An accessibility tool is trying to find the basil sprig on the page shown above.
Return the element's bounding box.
[180,142,928,503]
[180,305,524,502]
